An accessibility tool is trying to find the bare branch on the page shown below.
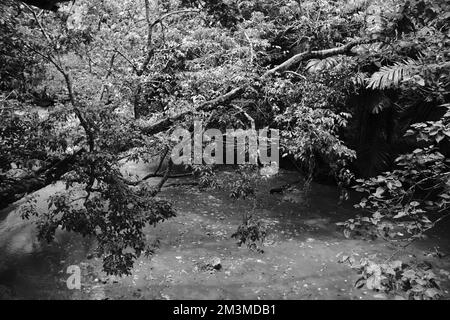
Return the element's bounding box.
[230,104,255,130]
[152,159,173,195]
[263,38,377,77]
[98,52,117,101]
[243,31,254,64]
[151,9,201,29]
[112,49,138,72]
[24,4,52,43]
[153,147,169,175]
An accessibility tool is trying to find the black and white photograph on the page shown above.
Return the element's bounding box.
[0,0,449,307]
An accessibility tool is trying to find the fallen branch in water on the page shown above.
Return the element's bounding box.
[122,171,193,186]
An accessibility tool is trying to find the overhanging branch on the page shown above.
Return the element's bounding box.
[139,39,375,136]
[263,38,377,77]
[140,87,245,135]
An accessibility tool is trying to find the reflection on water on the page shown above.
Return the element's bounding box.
[0,161,160,299]
[0,182,94,299]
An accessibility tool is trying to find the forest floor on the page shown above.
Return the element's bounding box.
[1,164,450,300]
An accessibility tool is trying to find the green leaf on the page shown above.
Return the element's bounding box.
[390,260,403,270]
[393,211,407,219]
[424,288,440,299]
[374,187,385,198]
[366,274,383,290]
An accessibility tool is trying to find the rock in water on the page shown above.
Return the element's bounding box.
[195,257,222,273]
[210,257,222,270]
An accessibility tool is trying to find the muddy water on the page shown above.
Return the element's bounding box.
[1,168,450,300]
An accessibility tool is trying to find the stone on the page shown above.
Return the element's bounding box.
[210,257,222,270]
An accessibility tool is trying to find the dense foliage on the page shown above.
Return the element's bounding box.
[0,0,448,286]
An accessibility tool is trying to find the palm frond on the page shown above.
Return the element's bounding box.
[366,58,419,90]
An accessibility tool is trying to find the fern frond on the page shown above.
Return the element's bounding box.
[366,58,419,90]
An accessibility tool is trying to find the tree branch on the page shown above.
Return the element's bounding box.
[23,13,95,152]
[0,148,86,209]
[263,38,377,77]
[112,49,138,72]
[98,52,117,101]
[152,159,173,195]
[139,39,375,136]
[140,87,245,135]
[153,147,169,175]
[136,5,200,76]
[24,4,52,43]
[122,171,193,186]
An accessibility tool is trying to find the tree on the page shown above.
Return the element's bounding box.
[1,0,448,281]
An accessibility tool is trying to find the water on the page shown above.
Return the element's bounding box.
[1,169,449,299]
[0,160,160,299]
[0,182,93,299]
